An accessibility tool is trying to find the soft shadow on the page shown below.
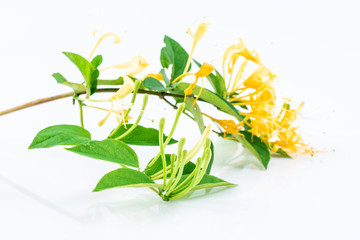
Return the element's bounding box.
[0,174,84,223]
[85,186,233,223]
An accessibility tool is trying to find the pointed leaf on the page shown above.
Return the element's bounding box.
[66,139,138,168]
[173,83,244,122]
[235,131,271,169]
[175,174,234,191]
[206,141,215,174]
[90,69,99,95]
[63,52,95,96]
[144,154,172,176]
[143,77,172,92]
[185,96,205,132]
[193,174,235,190]
[52,72,67,83]
[160,68,170,86]
[109,124,177,146]
[29,125,91,149]
[91,55,103,69]
[160,35,190,81]
[276,148,292,158]
[94,168,161,192]
[52,73,86,93]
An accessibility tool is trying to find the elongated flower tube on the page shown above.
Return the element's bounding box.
[183,22,210,74]
[164,139,212,201]
[186,124,212,162]
[89,32,121,60]
[202,113,243,135]
[172,62,214,104]
[101,55,149,76]
[109,76,135,100]
[150,124,212,181]
[97,76,137,127]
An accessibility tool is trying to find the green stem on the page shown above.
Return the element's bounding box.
[0,89,197,117]
[165,150,187,197]
[77,99,84,128]
[171,157,202,194]
[169,149,211,200]
[97,78,123,85]
[183,43,196,74]
[115,94,148,140]
[158,118,167,186]
[147,104,185,168]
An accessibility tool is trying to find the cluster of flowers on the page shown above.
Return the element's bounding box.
[83,23,311,157]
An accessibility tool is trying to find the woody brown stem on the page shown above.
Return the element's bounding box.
[0,89,186,116]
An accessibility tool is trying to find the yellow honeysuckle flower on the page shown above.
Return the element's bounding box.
[243,66,276,90]
[88,32,149,77]
[183,63,214,104]
[144,73,163,81]
[89,32,121,60]
[96,76,135,127]
[101,55,149,76]
[195,62,215,77]
[171,62,214,103]
[97,104,132,127]
[221,37,310,155]
[109,75,135,100]
[248,99,311,155]
[187,22,210,49]
[202,113,243,136]
[183,22,210,74]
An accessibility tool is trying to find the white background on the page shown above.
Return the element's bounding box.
[1,0,360,239]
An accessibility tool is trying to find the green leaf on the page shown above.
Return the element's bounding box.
[185,96,205,132]
[173,83,244,122]
[276,148,292,158]
[160,68,170,86]
[175,174,234,191]
[206,141,215,174]
[29,125,91,149]
[235,131,271,169]
[63,52,95,96]
[144,154,171,176]
[193,174,235,190]
[160,35,190,81]
[93,168,161,192]
[66,139,139,168]
[52,73,86,93]
[183,161,197,175]
[90,69,99,95]
[91,55,103,69]
[109,124,178,146]
[194,60,227,98]
[144,154,196,177]
[143,77,171,92]
[52,72,67,83]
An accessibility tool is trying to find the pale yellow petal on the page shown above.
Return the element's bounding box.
[109,76,135,100]
[195,63,214,77]
[89,32,121,60]
[191,23,210,47]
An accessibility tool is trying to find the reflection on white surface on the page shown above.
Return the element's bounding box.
[0,133,359,239]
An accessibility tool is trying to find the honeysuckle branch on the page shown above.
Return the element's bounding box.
[0,89,190,117]
[0,87,227,141]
